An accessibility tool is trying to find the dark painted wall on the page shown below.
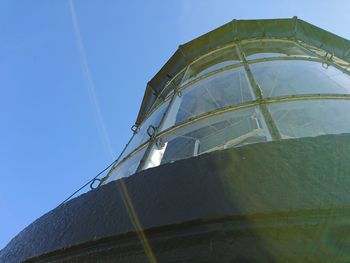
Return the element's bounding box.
[2,134,350,262]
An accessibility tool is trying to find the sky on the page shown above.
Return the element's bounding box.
[1,0,350,249]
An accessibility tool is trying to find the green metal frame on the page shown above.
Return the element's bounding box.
[103,18,350,184]
[136,17,350,126]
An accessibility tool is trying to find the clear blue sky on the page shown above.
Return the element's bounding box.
[1,0,350,249]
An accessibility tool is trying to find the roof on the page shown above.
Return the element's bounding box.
[136,17,350,125]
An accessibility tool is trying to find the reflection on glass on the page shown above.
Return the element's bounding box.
[251,61,350,98]
[181,46,240,85]
[119,100,169,161]
[105,147,147,183]
[242,41,308,60]
[269,100,350,139]
[107,39,350,183]
[144,107,268,169]
[161,67,253,131]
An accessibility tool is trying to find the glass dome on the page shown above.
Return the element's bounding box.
[104,34,350,184]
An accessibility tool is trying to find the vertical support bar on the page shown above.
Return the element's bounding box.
[236,42,281,140]
[293,16,298,40]
[136,68,188,172]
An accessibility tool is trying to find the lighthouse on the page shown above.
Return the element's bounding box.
[2,17,350,262]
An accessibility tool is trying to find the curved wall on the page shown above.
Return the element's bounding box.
[3,134,350,262]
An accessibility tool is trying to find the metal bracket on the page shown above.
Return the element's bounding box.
[147,125,157,139]
[131,124,139,134]
[90,178,101,190]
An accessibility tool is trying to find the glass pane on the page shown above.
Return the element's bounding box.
[105,147,147,183]
[181,46,240,85]
[143,107,268,170]
[251,61,350,98]
[119,100,169,161]
[242,41,309,60]
[269,100,350,139]
[161,67,253,131]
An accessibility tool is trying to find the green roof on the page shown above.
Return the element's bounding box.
[136,17,350,125]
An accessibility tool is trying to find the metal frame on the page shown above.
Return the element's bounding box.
[140,39,326,126]
[104,92,350,183]
[136,18,350,126]
[136,79,183,172]
[236,42,281,140]
[103,37,350,184]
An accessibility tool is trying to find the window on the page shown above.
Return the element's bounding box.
[105,147,147,183]
[118,100,169,162]
[161,67,253,131]
[251,61,350,98]
[181,46,241,86]
[269,100,350,139]
[144,107,268,169]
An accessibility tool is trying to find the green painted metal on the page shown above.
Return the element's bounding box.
[136,17,350,126]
